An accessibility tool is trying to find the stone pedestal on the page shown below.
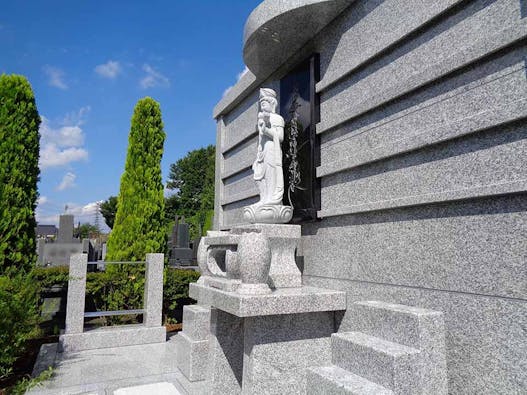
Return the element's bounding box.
[185,283,346,394]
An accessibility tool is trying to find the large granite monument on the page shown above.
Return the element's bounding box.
[204,0,526,393]
[174,78,447,394]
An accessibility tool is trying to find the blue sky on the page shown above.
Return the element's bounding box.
[1,0,261,231]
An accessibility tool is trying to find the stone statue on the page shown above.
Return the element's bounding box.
[243,88,293,223]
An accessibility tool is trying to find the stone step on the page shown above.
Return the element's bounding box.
[172,331,209,382]
[307,365,394,395]
[350,301,443,348]
[181,304,211,341]
[332,332,421,393]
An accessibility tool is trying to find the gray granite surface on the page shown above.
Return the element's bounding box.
[64,254,87,334]
[304,275,527,394]
[190,283,346,317]
[320,117,526,216]
[303,195,527,300]
[332,332,420,394]
[27,339,206,395]
[207,309,244,394]
[317,0,527,132]
[318,49,527,177]
[181,305,211,341]
[173,332,209,382]
[59,324,166,353]
[144,253,163,327]
[233,223,302,288]
[242,312,334,394]
[316,0,463,92]
[222,135,257,180]
[243,0,353,77]
[307,365,394,395]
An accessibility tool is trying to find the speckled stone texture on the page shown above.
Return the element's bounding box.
[331,332,421,394]
[237,230,272,294]
[306,365,394,395]
[349,301,447,393]
[207,309,244,394]
[304,275,527,394]
[232,223,302,288]
[242,312,334,394]
[189,282,346,317]
[243,0,353,77]
[59,325,166,353]
[64,253,87,334]
[173,332,209,382]
[28,339,203,395]
[174,305,211,382]
[144,253,164,327]
[181,305,211,341]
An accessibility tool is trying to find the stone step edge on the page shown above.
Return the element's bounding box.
[307,365,394,395]
[332,332,421,358]
[354,300,443,317]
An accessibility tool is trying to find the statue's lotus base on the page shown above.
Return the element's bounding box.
[243,203,293,224]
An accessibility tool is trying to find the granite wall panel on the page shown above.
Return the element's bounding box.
[320,122,527,213]
[317,0,464,91]
[222,135,257,179]
[222,168,258,206]
[302,194,527,300]
[214,1,527,390]
[302,275,527,395]
[221,196,259,229]
[318,45,527,177]
[317,0,526,132]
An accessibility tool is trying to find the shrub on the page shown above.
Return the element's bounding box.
[106,98,166,261]
[32,266,200,325]
[0,273,40,379]
[163,268,200,321]
[0,74,40,274]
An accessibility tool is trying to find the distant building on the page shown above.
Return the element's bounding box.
[35,224,58,240]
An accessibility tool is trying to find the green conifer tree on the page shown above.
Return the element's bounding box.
[0,74,40,274]
[106,97,166,261]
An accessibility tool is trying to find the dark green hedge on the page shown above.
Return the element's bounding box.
[33,266,200,322]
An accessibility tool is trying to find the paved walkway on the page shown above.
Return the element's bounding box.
[27,336,204,395]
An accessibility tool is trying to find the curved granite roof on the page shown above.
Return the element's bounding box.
[243,0,353,77]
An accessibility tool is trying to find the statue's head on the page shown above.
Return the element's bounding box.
[259,88,277,113]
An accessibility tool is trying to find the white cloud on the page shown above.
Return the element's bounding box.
[95,60,121,79]
[43,65,68,90]
[39,111,89,170]
[140,64,170,89]
[37,196,49,205]
[40,145,88,169]
[222,66,249,97]
[61,106,91,126]
[36,200,108,231]
[57,172,76,191]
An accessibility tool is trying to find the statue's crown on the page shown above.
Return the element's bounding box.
[259,88,277,100]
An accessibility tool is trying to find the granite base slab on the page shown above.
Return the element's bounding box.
[189,283,346,317]
[59,324,166,353]
[27,339,208,395]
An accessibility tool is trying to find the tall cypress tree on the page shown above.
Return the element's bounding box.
[106,97,166,261]
[0,74,40,274]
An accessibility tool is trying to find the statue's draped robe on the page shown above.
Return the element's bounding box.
[253,112,285,206]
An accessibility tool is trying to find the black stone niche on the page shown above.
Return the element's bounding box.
[280,54,320,222]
